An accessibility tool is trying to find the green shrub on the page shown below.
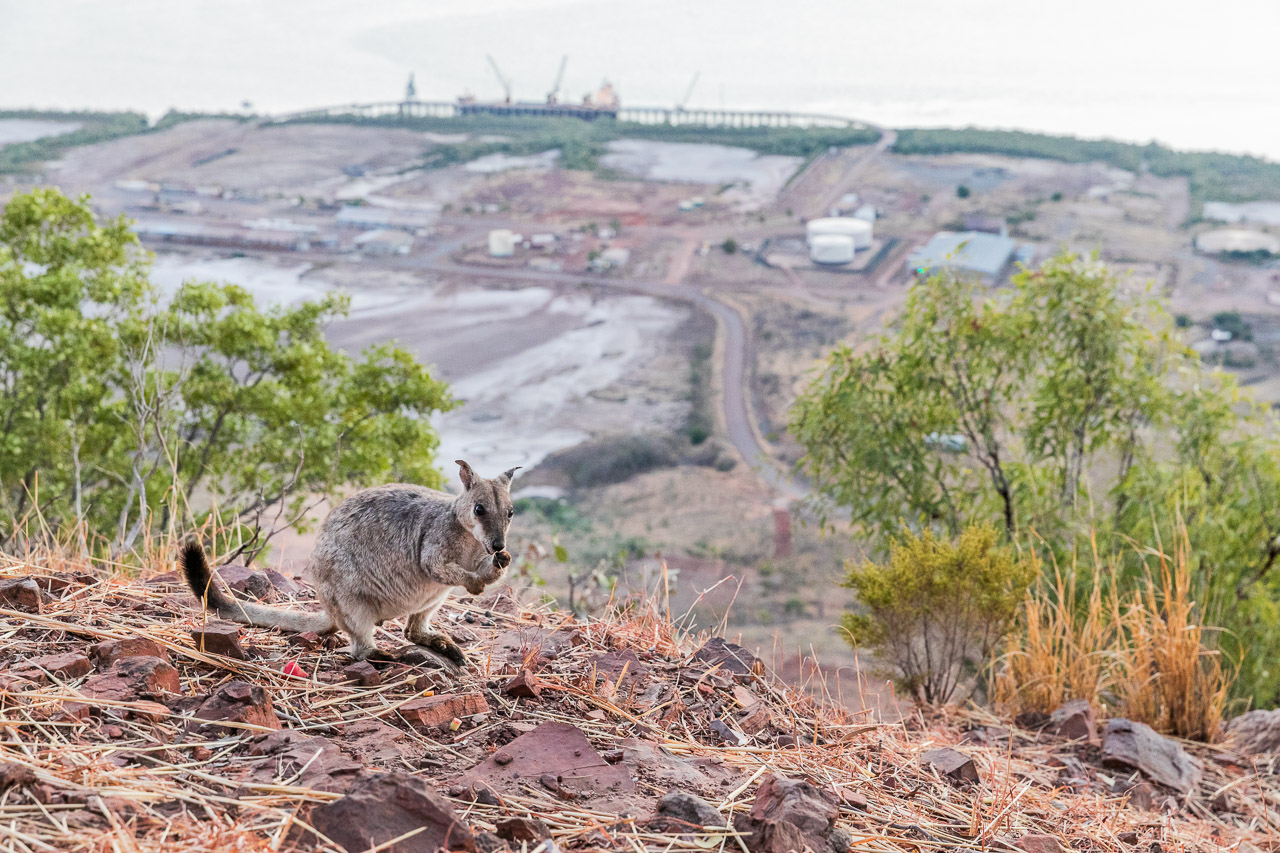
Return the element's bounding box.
[841,523,1035,704]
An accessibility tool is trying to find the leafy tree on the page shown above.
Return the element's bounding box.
[956,184,971,199]
[841,523,1034,704]
[721,238,738,255]
[794,250,1280,704]
[0,188,453,554]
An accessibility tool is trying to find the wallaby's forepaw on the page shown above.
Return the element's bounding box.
[463,575,488,596]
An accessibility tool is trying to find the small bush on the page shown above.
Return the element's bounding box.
[956,184,971,199]
[551,434,680,488]
[841,524,1035,704]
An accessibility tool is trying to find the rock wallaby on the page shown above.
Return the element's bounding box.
[180,460,519,664]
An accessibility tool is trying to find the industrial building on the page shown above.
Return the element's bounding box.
[1195,229,1280,256]
[335,206,435,234]
[806,217,872,264]
[907,231,1018,280]
[354,229,413,256]
[488,229,516,257]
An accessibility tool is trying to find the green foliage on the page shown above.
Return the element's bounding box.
[289,113,878,175]
[0,189,453,552]
[721,238,738,255]
[1211,311,1253,341]
[793,249,1280,705]
[0,110,150,173]
[685,341,715,445]
[841,524,1035,704]
[893,127,1280,216]
[956,184,971,199]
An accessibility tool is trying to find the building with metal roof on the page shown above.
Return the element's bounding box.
[906,231,1018,280]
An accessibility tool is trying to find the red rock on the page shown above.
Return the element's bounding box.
[289,631,322,650]
[0,578,44,612]
[647,790,726,831]
[1103,719,1201,795]
[920,748,980,785]
[399,693,490,730]
[89,638,170,668]
[213,564,274,601]
[1014,834,1062,853]
[14,652,91,682]
[461,721,634,805]
[343,661,381,687]
[246,730,362,793]
[735,774,849,853]
[191,680,280,733]
[692,637,764,683]
[263,569,301,597]
[1226,708,1280,755]
[82,656,181,702]
[126,701,170,723]
[495,816,550,843]
[310,772,475,853]
[1050,699,1097,743]
[0,762,36,789]
[739,703,773,735]
[503,669,542,699]
[190,621,245,659]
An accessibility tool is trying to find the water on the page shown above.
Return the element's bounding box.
[2,0,1278,159]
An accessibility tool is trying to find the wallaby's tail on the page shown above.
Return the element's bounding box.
[179,539,333,634]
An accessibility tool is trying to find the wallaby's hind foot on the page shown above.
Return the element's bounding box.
[409,629,468,667]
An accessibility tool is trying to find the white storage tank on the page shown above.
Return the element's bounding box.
[809,234,856,265]
[806,217,873,250]
[488,229,515,257]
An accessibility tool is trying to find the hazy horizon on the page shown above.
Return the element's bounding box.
[2,0,1279,160]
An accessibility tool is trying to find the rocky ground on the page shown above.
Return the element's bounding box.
[1,553,1279,853]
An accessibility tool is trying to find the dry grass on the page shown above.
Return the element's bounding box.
[0,540,1269,853]
[995,530,1234,741]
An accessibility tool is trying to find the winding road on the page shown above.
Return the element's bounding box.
[397,126,896,502]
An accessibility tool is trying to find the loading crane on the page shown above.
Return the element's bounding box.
[676,71,700,111]
[546,55,568,105]
[486,54,512,103]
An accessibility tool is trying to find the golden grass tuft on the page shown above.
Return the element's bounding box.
[994,527,1234,741]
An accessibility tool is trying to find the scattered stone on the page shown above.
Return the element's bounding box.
[1225,709,1280,755]
[495,816,550,844]
[474,830,509,853]
[1112,776,1158,811]
[0,578,44,612]
[590,649,650,696]
[739,703,773,734]
[13,652,91,682]
[710,718,749,746]
[311,772,475,853]
[213,564,274,601]
[1049,700,1097,743]
[190,681,280,733]
[343,661,381,687]
[734,774,850,853]
[920,748,980,786]
[341,718,412,765]
[462,722,634,805]
[289,631,322,651]
[647,790,727,832]
[263,569,301,597]
[1014,834,1062,853]
[399,693,490,730]
[89,638,170,668]
[1102,719,1201,795]
[503,669,542,699]
[190,621,245,659]
[692,637,764,683]
[82,656,181,702]
[0,763,36,789]
[126,701,170,724]
[1118,831,1140,845]
[246,730,362,792]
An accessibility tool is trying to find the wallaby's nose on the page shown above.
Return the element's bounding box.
[491,539,505,553]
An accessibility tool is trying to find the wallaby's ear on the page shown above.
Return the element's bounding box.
[455,459,476,490]
[500,466,522,486]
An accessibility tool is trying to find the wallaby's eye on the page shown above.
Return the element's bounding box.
[474,505,486,516]
[507,508,515,518]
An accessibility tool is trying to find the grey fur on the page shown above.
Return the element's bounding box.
[180,460,517,663]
